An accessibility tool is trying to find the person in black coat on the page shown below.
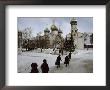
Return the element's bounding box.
[41,59,49,73]
[55,55,62,68]
[61,49,63,56]
[30,63,39,73]
[68,52,72,60]
[59,49,61,54]
[64,56,70,67]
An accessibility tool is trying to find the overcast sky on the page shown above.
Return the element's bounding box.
[18,17,93,37]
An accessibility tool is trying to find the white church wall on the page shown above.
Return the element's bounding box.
[77,37,84,49]
[52,31,58,35]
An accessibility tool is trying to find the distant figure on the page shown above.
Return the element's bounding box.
[30,63,39,73]
[41,59,49,73]
[87,45,89,50]
[59,49,61,54]
[53,48,55,51]
[61,49,63,56]
[64,56,70,67]
[68,52,72,59]
[55,55,62,68]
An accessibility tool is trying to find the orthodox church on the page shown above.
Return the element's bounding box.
[43,17,92,50]
[43,23,64,49]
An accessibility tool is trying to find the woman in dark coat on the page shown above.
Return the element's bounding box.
[64,56,70,67]
[55,55,62,68]
[68,52,72,59]
[30,63,39,73]
[41,59,49,73]
[59,49,61,54]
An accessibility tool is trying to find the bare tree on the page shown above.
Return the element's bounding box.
[22,27,32,40]
[36,32,45,52]
[22,27,32,51]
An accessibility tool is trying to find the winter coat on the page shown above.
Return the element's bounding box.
[55,56,61,65]
[59,49,61,53]
[41,63,49,73]
[64,56,69,64]
[30,63,39,73]
[68,52,71,59]
[31,68,39,73]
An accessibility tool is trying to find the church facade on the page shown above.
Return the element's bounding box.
[43,23,64,49]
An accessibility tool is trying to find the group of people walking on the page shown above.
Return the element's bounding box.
[30,52,72,73]
[55,52,71,68]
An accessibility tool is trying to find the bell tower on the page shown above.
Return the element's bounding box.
[70,17,78,37]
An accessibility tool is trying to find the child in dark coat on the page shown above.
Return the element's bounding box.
[41,59,49,73]
[68,52,72,59]
[30,63,39,73]
[64,56,70,67]
[55,55,62,68]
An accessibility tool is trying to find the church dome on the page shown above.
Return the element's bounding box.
[44,28,50,32]
[51,24,58,31]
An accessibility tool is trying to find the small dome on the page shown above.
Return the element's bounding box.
[51,24,58,31]
[44,28,50,32]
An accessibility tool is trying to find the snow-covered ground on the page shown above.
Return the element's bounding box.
[17,49,93,73]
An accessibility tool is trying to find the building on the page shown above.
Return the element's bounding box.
[43,23,64,49]
[18,31,22,48]
[66,18,84,49]
[83,32,93,48]
[84,32,93,45]
[37,17,93,50]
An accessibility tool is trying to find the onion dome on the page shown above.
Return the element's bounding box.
[51,24,58,31]
[44,28,50,32]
